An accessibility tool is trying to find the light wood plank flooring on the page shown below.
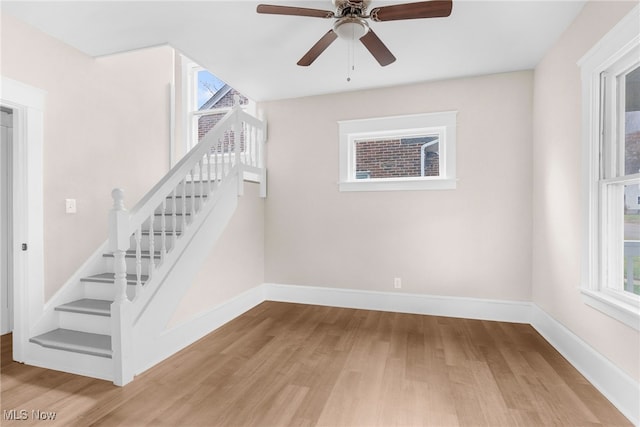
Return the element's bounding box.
[1,301,632,426]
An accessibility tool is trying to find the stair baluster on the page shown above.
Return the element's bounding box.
[198,159,204,202]
[221,134,226,179]
[234,103,244,196]
[160,199,167,263]
[254,125,258,167]
[226,133,230,176]
[216,138,221,186]
[148,212,155,280]
[171,189,177,247]
[191,167,196,218]
[259,126,263,166]
[245,122,250,167]
[207,152,212,195]
[244,123,249,167]
[181,179,187,232]
[215,148,219,185]
[135,227,142,293]
[253,124,258,167]
[249,124,254,167]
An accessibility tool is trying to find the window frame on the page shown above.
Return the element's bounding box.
[180,56,255,153]
[338,111,457,192]
[579,4,640,330]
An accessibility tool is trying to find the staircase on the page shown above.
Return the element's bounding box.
[20,97,266,385]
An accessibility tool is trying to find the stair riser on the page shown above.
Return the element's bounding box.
[180,180,219,198]
[25,342,113,381]
[128,234,178,253]
[58,311,111,335]
[144,215,188,233]
[106,257,151,275]
[157,197,206,215]
[83,282,137,301]
[105,254,165,276]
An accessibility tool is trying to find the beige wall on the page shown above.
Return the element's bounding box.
[1,14,173,299]
[532,1,639,381]
[169,182,264,326]
[263,71,533,301]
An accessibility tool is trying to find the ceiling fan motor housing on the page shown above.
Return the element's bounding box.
[333,0,372,17]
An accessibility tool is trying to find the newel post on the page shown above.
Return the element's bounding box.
[233,94,244,196]
[109,188,134,386]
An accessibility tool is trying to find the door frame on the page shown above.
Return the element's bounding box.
[0,76,45,362]
[1,107,14,334]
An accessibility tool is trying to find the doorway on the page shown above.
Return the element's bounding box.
[1,106,13,334]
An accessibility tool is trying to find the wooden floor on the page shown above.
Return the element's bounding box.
[1,302,631,426]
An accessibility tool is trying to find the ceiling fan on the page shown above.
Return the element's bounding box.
[256,0,453,67]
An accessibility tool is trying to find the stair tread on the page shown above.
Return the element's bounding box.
[103,250,161,259]
[55,299,112,316]
[81,272,149,284]
[29,328,112,358]
[154,212,191,216]
[141,230,182,236]
[169,194,208,199]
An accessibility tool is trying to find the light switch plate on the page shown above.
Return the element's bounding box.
[65,198,77,214]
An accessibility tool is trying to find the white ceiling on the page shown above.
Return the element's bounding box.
[2,0,586,101]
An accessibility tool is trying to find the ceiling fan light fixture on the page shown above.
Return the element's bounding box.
[334,18,368,40]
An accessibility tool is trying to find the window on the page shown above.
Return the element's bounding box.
[338,111,457,191]
[182,57,254,152]
[579,5,640,330]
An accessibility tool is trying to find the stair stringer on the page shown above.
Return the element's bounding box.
[130,172,241,377]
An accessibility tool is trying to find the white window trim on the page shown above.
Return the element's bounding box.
[420,140,439,177]
[579,4,640,330]
[180,55,255,154]
[338,111,457,192]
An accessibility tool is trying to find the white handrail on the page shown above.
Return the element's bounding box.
[127,110,237,233]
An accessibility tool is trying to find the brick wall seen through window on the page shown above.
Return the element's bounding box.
[197,88,249,153]
[355,136,440,179]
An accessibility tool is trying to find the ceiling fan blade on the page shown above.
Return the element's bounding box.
[370,0,452,22]
[257,4,334,18]
[360,29,396,66]
[297,30,338,66]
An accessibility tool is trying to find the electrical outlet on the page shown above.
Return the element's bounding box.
[394,277,402,289]
[65,198,77,214]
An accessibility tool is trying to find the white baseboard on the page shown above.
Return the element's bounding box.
[263,283,532,323]
[262,282,639,425]
[531,306,640,426]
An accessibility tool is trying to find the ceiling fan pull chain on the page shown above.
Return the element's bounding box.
[346,38,351,82]
[352,40,356,75]
[347,38,356,82]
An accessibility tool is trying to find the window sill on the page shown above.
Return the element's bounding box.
[581,288,640,330]
[339,177,457,192]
